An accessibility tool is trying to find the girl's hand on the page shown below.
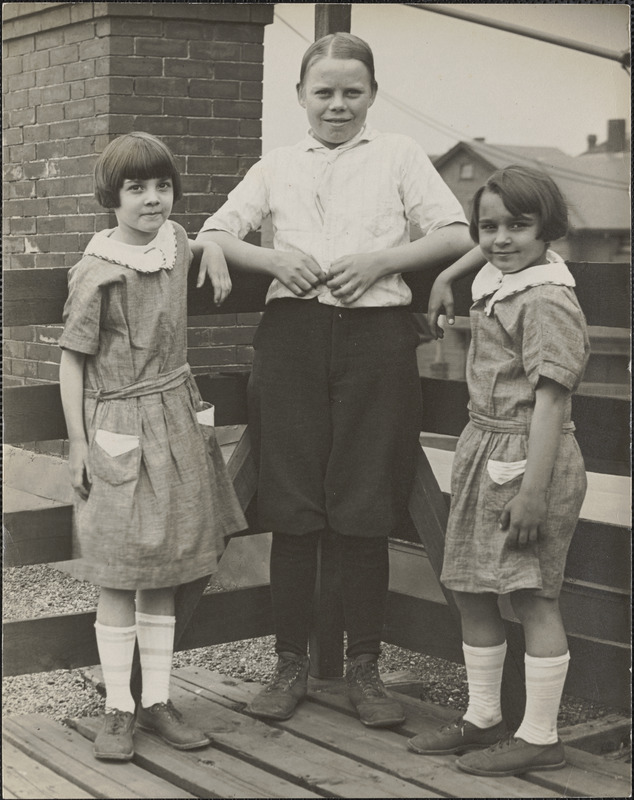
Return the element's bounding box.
[69,439,91,501]
[326,253,383,304]
[427,274,455,340]
[270,252,324,296]
[499,489,547,550]
[196,243,232,306]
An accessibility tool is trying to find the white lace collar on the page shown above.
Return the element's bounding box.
[472,250,575,315]
[84,220,177,273]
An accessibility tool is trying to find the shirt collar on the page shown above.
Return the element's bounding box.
[472,250,576,315]
[84,220,177,273]
[298,124,378,153]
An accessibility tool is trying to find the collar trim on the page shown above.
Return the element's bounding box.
[84,221,177,273]
[472,251,576,315]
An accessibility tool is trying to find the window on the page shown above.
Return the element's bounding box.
[459,162,474,180]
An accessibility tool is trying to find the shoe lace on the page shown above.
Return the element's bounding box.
[105,709,131,734]
[349,660,387,699]
[266,657,303,693]
[152,700,184,723]
[489,734,517,752]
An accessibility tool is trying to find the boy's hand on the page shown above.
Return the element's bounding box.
[327,253,383,304]
[197,243,232,306]
[69,440,91,500]
[499,490,546,550]
[427,275,455,340]
[270,252,323,296]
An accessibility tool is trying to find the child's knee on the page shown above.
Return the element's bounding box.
[510,590,559,623]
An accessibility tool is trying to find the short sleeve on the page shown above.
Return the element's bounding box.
[398,137,468,235]
[59,259,105,355]
[198,157,270,240]
[518,286,590,392]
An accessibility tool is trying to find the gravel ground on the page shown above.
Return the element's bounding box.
[2,564,624,730]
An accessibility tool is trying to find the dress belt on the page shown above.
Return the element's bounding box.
[85,363,193,402]
[469,410,575,435]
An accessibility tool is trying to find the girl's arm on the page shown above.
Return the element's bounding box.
[59,348,91,500]
[189,239,232,306]
[427,245,486,339]
[326,222,474,305]
[196,230,323,298]
[499,377,569,549]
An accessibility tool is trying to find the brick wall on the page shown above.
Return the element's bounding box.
[3,2,273,385]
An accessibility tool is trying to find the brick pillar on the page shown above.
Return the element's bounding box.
[3,2,273,385]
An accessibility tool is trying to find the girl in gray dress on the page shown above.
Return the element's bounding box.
[408,167,589,777]
[59,132,246,761]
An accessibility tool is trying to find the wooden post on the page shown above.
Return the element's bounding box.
[315,3,351,39]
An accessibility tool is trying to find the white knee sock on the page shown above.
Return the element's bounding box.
[135,612,175,709]
[462,641,507,729]
[515,652,570,745]
[94,621,136,714]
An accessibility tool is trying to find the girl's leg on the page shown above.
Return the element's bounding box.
[454,591,507,729]
[510,591,570,745]
[95,587,137,714]
[409,591,507,753]
[135,587,175,708]
[135,587,209,750]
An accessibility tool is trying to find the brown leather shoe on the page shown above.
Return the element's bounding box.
[246,652,309,720]
[137,700,210,750]
[457,735,566,776]
[93,709,135,761]
[408,716,507,755]
[346,654,405,728]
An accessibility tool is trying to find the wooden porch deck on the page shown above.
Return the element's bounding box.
[3,666,630,799]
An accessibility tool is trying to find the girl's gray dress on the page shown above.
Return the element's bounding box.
[440,257,590,598]
[59,220,246,590]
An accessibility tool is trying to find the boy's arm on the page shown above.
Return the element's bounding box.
[499,377,569,549]
[196,230,323,297]
[326,223,474,305]
[59,348,91,499]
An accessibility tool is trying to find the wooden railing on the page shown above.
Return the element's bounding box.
[3,261,630,723]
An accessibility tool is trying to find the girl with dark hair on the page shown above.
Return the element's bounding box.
[197,32,472,728]
[59,132,246,761]
[409,166,589,776]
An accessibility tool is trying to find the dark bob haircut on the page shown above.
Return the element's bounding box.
[470,165,568,244]
[297,32,378,93]
[94,131,182,209]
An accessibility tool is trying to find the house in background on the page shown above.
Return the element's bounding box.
[433,119,630,263]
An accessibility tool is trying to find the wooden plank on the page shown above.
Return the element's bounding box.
[3,506,73,566]
[173,668,559,799]
[1,739,96,799]
[2,585,274,677]
[169,671,441,798]
[558,714,632,755]
[3,715,192,799]
[565,520,631,592]
[314,2,351,38]
[407,261,631,329]
[3,267,267,328]
[72,715,319,799]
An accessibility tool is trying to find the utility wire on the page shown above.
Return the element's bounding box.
[274,11,629,191]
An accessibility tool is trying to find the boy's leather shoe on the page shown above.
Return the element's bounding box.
[456,735,566,776]
[408,717,507,755]
[93,709,135,761]
[246,652,309,720]
[346,654,405,728]
[137,700,210,750]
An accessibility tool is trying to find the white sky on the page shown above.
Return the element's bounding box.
[262,3,631,157]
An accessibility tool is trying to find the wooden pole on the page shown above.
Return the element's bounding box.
[314,3,351,39]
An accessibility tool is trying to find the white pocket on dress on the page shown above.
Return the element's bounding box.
[486,458,527,485]
[196,405,215,427]
[94,429,140,457]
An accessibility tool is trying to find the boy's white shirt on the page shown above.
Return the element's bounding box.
[200,125,467,308]
[471,250,576,316]
[83,220,177,273]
